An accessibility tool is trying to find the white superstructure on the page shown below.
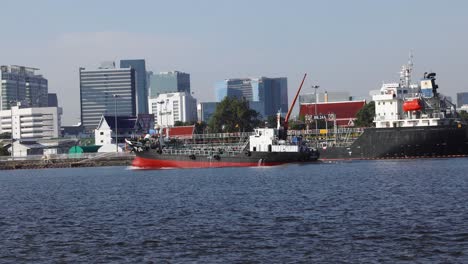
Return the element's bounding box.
[249,128,300,152]
[372,57,456,128]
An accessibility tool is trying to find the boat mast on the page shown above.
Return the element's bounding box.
[400,51,413,89]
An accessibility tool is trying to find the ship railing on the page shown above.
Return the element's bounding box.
[288,128,365,136]
[192,132,254,140]
[0,152,135,162]
[374,115,400,121]
[162,147,243,157]
[173,142,246,149]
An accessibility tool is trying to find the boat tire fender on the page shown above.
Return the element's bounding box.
[213,154,220,160]
[244,150,251,157]
[189,154,196,160]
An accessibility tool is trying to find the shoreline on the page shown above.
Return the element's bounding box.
[0,154,135,170]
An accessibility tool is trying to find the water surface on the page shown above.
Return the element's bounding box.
[0,159,467,263]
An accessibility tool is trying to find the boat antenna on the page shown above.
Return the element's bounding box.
[284,73,307,133]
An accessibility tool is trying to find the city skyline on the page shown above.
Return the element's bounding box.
[1,0,467,125]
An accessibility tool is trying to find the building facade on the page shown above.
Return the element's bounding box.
[148,92,197,127]
[215,77,288,118]
[48,93,58,107]
[457,92,468,108]
[299,100,366,127]
[79,62,136,131]
[120,59,148,114]
[149,71,190,98]
[0,104,62,140]
[197,102,218,122]
[0,65,48,110]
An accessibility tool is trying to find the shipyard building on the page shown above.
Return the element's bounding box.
[299,91,365,126]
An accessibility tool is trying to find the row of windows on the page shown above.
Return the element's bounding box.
[173,101,180,121]
[377,101,394,105]
[80,71,132,75]
[81,101,134,106]
[81,95,134,100]
[80,84,133,89]
[81,77,132,81]
[81,81,132,86]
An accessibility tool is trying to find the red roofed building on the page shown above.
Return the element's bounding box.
[161,125,195,139]
[299,100,366,126]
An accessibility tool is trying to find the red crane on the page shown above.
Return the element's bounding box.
[283,73,307,132]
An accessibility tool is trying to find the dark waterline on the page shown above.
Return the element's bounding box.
[0,159,467,263]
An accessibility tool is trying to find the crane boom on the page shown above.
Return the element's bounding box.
[284,73,307,126]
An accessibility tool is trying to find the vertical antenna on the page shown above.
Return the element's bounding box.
[406,50,413,88]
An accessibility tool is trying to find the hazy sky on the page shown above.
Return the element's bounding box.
[1,0,467,125]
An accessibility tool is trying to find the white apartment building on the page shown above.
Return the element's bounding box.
[0,104,62,139]
[148,92,197,127]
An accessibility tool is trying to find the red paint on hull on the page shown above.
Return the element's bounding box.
[132,156,285,169]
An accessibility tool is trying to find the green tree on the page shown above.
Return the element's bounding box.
[208,97,261,133]
[195,121,207,134]
[0,145,9,156]
[174,121,187,126]
[355,101,375,127]
[0,132,11,139]
[459,110,468,121]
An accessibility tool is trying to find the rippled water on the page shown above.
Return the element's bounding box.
[1,158,468,263]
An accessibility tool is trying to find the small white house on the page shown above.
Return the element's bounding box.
[94,115,138,146]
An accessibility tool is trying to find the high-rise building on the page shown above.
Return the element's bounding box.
[79,62,136,131]
[120,59,148,114]
[149,71,190,98]
[457,92,468,108]
[197,102,219,122]
[215,80,243,101]
[148,92,197,127]
[215,77,288,118]
[48,93,58,107]
[0,65,48,110]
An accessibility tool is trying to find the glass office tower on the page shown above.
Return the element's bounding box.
[215,77,288,118]
[149,71,190,98]
[79,63,136,131]
[120,59,148,114]
[0,65,48,110]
